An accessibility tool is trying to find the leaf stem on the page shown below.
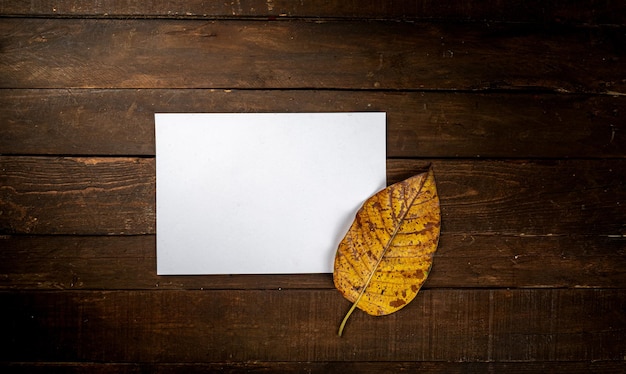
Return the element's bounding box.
[338,291,365,336]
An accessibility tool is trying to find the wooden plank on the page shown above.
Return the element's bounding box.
[1,234,624,290]
[1,89,624,158]
[1,157,623,236]
[3,361,626,374]
[389,159,625,235]
[0,157,155,235]
[1,0,624,25]
[1,289,624,362]
[1,19,624,92]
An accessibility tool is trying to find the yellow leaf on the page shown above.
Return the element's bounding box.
[333,167,441,336]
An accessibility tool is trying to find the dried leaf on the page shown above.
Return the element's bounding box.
[333,167,441,336]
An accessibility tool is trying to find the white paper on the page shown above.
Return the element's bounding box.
[155,112,386,275]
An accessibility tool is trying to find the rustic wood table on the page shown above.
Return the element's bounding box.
[1,1,624,372]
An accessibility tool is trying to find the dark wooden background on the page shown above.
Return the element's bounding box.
[1,1,625,372]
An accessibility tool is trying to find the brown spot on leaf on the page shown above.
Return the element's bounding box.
[389,299,406,308]
[422,221,440,231]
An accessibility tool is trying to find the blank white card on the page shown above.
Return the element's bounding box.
[155,113,386,275]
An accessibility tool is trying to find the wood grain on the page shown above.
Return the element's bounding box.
[1,19,624,92]
[1,89,624,158]
[1,234,624,290]
[0,157,155,235]
[4,361,626,374]
[1,0,624,25]
[2,289,624,362]
[2,157,623,236]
